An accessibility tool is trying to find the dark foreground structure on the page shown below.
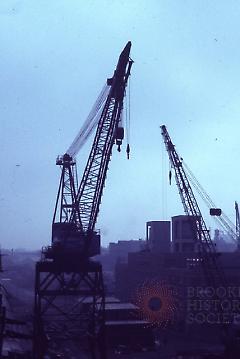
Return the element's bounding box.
[33,42,133,358]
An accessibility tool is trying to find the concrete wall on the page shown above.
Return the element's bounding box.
[172,215,200,253]
[146,221,171,253]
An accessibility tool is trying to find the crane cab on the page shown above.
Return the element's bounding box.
[44,223,100,262]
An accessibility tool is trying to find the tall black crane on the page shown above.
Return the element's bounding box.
[160,126,240,358]
[34,42,133,359]
[49,41,133,261]
[235,201,240,251]
[160,125,226,288]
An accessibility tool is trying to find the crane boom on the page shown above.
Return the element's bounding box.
[161,125,226,287]
[72,42,133,233]
[235,201,240,250]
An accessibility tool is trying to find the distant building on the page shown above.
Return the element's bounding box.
[113,215,240,342]
[172,215,200,253]
[213,229,237,252]
[115,247,240,302]
[146,221,171,253]
[108,239,145,261]
[115,250,198,301]
[105,298,155,350]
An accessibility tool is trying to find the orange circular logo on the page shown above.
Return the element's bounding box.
[134,279,179,327]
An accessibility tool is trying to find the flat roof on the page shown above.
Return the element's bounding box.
[105,296,120,303]
[106,320,149,326]
[106,303,138,310]
[80,296,120,304]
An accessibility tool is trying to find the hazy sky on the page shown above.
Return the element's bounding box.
[0,0,240,249]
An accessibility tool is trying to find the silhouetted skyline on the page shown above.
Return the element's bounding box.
[0,0,239,248]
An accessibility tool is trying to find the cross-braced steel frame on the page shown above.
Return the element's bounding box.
[53,155,81,226]
[0,297,5,357]
[33,43,133,359]
[33,260,106,359]
[161,125,226,288]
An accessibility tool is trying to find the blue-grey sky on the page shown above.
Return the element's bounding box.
[0,0,239,249]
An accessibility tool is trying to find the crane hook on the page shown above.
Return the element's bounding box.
[126,144,130,159]
[169,170,172,185]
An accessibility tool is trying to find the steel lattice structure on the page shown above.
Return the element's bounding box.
[34,43,133,359]
[53,154,80,225]
[0,297,5,356]
[34,261,105,358]
[161,125,226,288]
[235,201,240,251]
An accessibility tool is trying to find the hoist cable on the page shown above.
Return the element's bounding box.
[126,75,131,143]
[66,84,109,157]
[182,161,237,243]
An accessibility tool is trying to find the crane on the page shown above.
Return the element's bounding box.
[46,41,133,262]
[160,125,226,288]
[34,42,133,359]
[161,125,240,358]
[235,201,240,250]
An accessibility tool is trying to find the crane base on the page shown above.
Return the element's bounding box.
[33,260,106,359]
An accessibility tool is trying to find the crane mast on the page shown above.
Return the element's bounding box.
[160,125,225,287]
[52,154,80,224]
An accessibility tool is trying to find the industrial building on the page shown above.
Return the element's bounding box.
[108,239,145,261]
[105,300,154,350]
[145,216,201,254]
[115,216,240,312]
[172,215,200,253]
[146,221,171,252]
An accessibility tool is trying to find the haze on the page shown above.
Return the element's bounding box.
[0,0,239,249]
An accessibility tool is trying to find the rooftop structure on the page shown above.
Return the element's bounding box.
[146,220,171,253]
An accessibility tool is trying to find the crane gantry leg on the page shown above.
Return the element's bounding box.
[33,259,106,359]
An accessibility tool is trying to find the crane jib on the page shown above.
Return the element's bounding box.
[49,42,133,261]
[160,124,226,289]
